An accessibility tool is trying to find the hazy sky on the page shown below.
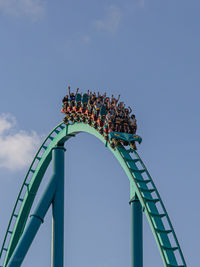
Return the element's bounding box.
[0,0,199,266]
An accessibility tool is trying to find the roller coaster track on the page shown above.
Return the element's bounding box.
[0,122,186,267]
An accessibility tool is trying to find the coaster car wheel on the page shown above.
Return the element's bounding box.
[130,141,137,150]
[122,141,129,146]
[63,117,69,124]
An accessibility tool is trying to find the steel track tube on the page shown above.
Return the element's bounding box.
[51,146,65,267]
[131,196,143,267]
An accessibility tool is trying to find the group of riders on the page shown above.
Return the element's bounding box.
[61,87,138,148]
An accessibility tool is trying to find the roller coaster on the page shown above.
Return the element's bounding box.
[0,90,187,267]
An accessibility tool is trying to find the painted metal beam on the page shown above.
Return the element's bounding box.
[6,147,65,267]
[51,147,66,267]
[131,196,143,267]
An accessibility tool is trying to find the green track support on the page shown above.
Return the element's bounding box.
[131,196,143,267]
[6,148,63,267]
[51,146,65,267]
[0,122,187,267]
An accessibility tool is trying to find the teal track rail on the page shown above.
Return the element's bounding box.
[0,122,186,267]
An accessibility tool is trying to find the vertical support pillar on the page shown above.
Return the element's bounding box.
[51,146,66,267]
[130,195,143,267]
[6,148,64,267]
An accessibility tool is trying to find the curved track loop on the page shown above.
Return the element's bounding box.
[0,122,186,267]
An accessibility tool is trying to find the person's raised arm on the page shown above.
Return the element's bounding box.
[68,86,71,95]
[75,88,79,96]
[116,94,120,103]
[128,106,132,114]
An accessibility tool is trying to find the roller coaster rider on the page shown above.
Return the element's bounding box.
[122,113,129,133]
[68,86,79,109]
[111,94,120,105]
[103,111,113,140]
[97,104,107,133]
[93,98,101,117]
[129,114,137,134]
[62,94,68,113]
[114,111,122,132]
[87,93,96,115]
[73,92,82,122]
[80,93,89,122]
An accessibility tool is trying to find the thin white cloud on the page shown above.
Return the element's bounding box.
[0,0,45,20]
[0,114,41,171]
[94,5,121,34]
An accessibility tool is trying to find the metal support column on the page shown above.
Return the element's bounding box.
[7,164,57,267]
[51,146,65,267]
[130,195,143,267]
[7,146,65,267]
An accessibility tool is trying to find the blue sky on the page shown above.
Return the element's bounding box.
[0,0,199,266]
